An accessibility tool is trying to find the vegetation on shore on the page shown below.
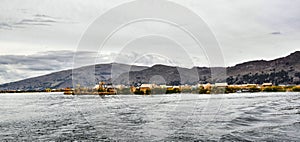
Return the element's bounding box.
[130,85,300,95]
[1,85,300,94]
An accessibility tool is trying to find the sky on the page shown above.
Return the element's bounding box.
[0,0,300,84]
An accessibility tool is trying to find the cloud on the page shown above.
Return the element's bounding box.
[0,22,13,30]
[270,32,281,35]
[0,14,60,30]
[0,0,299,78]
[0,51,74,84]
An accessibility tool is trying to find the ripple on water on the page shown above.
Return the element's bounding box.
[0,92,300,141]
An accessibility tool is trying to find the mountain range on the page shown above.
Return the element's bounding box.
[0,51,299,90]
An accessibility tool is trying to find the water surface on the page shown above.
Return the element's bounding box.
[0,92,299,141]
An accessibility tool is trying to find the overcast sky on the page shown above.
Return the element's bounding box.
[0,0,300,84]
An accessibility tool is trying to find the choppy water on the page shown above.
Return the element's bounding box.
[0,92,299,141]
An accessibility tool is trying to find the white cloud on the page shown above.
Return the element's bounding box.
[0,0,299,83]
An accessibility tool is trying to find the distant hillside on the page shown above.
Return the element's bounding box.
[114,64,206,85]
[114,51,300,85]
[114,65,228,85]
[0,63,148,90]
[226,51,300,85]
[0,51,299,90]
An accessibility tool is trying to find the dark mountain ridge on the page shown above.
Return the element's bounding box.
[0,63,148,90]
[0,51,299,90]
[226,51,300,84]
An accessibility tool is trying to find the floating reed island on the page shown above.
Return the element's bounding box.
[60,82,300,95]
[1,82,299,95]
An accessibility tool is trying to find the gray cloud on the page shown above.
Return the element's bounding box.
[0,22,13,30]
[0,14,60,30]
[0,0,300,82]
[0,51,74,84]
[270,32,281,35]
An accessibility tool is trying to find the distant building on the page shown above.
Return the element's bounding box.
[166,85,181,93]
[114,85,125,89]
[140,84,154,88]
[93,85,99,89]
[45,88,51,92]
[203,83,211,89]
[215,83,228,87]
[138,84,154,94]
[262,83,272,87]
[246,84,258,87]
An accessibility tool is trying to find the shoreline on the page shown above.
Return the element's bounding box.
[0,91,300,96]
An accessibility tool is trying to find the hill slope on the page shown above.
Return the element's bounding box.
[226,51,300,84]
[0,51,299,90]
[0,63,148,90]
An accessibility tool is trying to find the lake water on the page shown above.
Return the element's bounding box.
[0,92,299,141]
